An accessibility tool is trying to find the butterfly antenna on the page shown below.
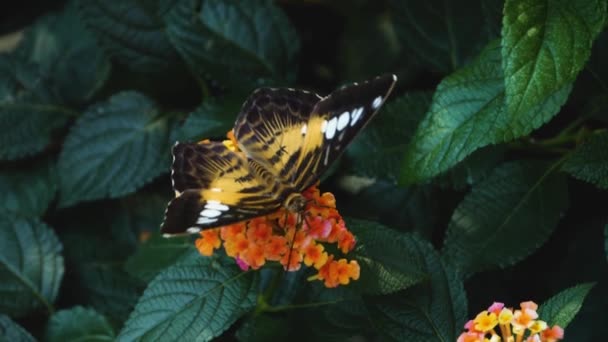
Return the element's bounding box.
[285,212,302,273]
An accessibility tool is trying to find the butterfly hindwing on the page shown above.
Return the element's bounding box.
[293,74,397,189]
[162,141,283,235]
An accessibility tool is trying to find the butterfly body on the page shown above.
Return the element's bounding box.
[161,74,397,236]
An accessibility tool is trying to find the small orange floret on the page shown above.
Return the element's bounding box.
[195,229,222,256]
[315,257,359,288]
[264,236,288,261]
[541,325,564,341]
[247,220,272,243]
[338,230,357,253]
[281,249,303,271]
[224,232,249,257]
[303,242,328,269]
[241,243,266,270]
[457,332,483,342]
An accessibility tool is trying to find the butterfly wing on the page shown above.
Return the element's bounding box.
[291,74,397,189]
[233,87,321,184]
[161,142,283,235]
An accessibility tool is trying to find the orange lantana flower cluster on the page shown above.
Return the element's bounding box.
[458,301,564,342]
[195,185,360,287]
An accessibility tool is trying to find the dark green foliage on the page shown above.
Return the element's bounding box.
[46,306,115,342]
[1,0,607,340]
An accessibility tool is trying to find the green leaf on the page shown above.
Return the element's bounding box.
[366,237,467,341]
[348,219,428,295]
[388,0,502,72]
[47,306,115,342]
[561,132,608,189]
[0,55,73,160]
[338,181,439,239]
[77,0,180,74]
[118,252,257,341]
[502,0,606,116]
[58,91,169,207]
[59,214,145,323]
[442,160,569,276]
[400,40,571,185]
[0,160,56,217]
[338,7,405,81]
[434,145,506,190]
[236,314,290,342]
[347,92,432,182]
[0,314,36,342]
[165,0,299,88]
[17,4,110,105]
[170,97,242,143]
[75,266,144,325]
[124,234,193,283]
[538,283,595,328]
[0,217,64,317]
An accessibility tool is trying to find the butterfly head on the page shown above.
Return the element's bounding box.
[284,192,307,213]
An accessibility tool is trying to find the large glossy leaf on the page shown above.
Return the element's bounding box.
[347,219,427,295]
[0,161,56,217]
[46,306,115,342]
[561,132,608,189]
[118,252,257,341]
[170,97,242,143]
[59,211,146,323]
[77,0,180,74]
[347,92,431,182]
[58,91,169,207]
[388,0,502,72]
[0,217,64,317]
[0,56,72,160]
[0,314,36,342]
[538,283,595,328]
[17,3,110,105]
[442,161,569,276]
[400,41,571,185]
[366,237,467,341]
[165,0,299,88]
[502,0,606,116]
[124,234,193,283]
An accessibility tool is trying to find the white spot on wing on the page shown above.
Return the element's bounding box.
[350,107,364,126]
[200,209,221,218]
[372,96,382,109]
[205,202,229,211]
[325,117,338,139]
[321,120,328,133]
[337,112,350,131]
[187,227,202,233]
[196,216,218,225]
[211,188,222,192]
[301,124,307,135]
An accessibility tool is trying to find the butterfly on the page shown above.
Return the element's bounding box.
[161,74,397,236]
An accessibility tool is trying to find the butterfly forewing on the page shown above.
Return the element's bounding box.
[292,74,397,189]
[162,142,282,235]
[233,87,321,183]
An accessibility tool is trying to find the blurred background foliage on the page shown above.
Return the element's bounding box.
[1,0,607,341]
